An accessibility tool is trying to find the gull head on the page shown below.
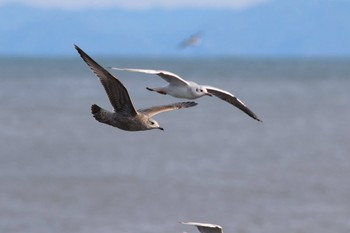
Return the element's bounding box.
[189,82,212,98]
[147,118,164,131]
[195,86,212,97]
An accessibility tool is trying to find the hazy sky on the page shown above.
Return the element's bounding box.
[0,0,270,10]
[1,0,350,57]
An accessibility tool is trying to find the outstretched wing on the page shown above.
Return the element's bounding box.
[203,85,262,122]
[138,101,197,117]
[109,67,189,87]
[181,222,223,233]
[75,45,137,116]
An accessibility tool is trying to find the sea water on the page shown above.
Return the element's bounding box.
[0,57,349,233]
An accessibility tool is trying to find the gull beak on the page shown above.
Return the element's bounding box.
[205,92,213,97]
[158,127,164,131]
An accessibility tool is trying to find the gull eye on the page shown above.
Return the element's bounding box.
[200,89,203,92]
[150,121,155,125]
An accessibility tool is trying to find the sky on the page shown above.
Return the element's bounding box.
[0,0,270,9]
[1,0,350,57]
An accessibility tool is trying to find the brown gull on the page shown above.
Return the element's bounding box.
[75,45,197,131]
[109,67,262,122]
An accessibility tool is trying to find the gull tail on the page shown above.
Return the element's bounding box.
[146,87,167,95]
[91,104,114,126]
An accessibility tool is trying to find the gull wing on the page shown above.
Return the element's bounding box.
[109,67,189,87]
[75,45,137,116]
[202,85,262,122]
[181,222,223,233]
[138,101,197,117]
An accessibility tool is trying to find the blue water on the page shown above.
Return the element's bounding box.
[0,57,349,233]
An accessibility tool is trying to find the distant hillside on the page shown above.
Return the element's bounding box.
[1,0,350,57]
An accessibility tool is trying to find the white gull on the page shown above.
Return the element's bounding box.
[181,222,223,233]
[109,67,262,122]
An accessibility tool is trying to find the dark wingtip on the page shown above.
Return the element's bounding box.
[186,101,198,107]
[74,44,85,58]
[74,44,80,51]
[253,115,262,122]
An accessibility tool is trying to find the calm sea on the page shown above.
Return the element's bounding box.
[0,57,349,233]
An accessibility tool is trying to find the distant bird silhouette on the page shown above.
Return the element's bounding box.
[109,67,262,122]
[178,32,202,49]
[75,45,197,131]
[181,222,223,233]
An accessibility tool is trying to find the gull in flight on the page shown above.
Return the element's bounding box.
[75,45,197,131]
[109,67,262,122]
[181,222,223,233]
[178,32,202,49]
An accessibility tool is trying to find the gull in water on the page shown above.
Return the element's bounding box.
[181,222,223,233]
[75,45,197,131]
[109,67,262,122]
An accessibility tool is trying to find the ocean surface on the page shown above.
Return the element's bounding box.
[0,57,349,233]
